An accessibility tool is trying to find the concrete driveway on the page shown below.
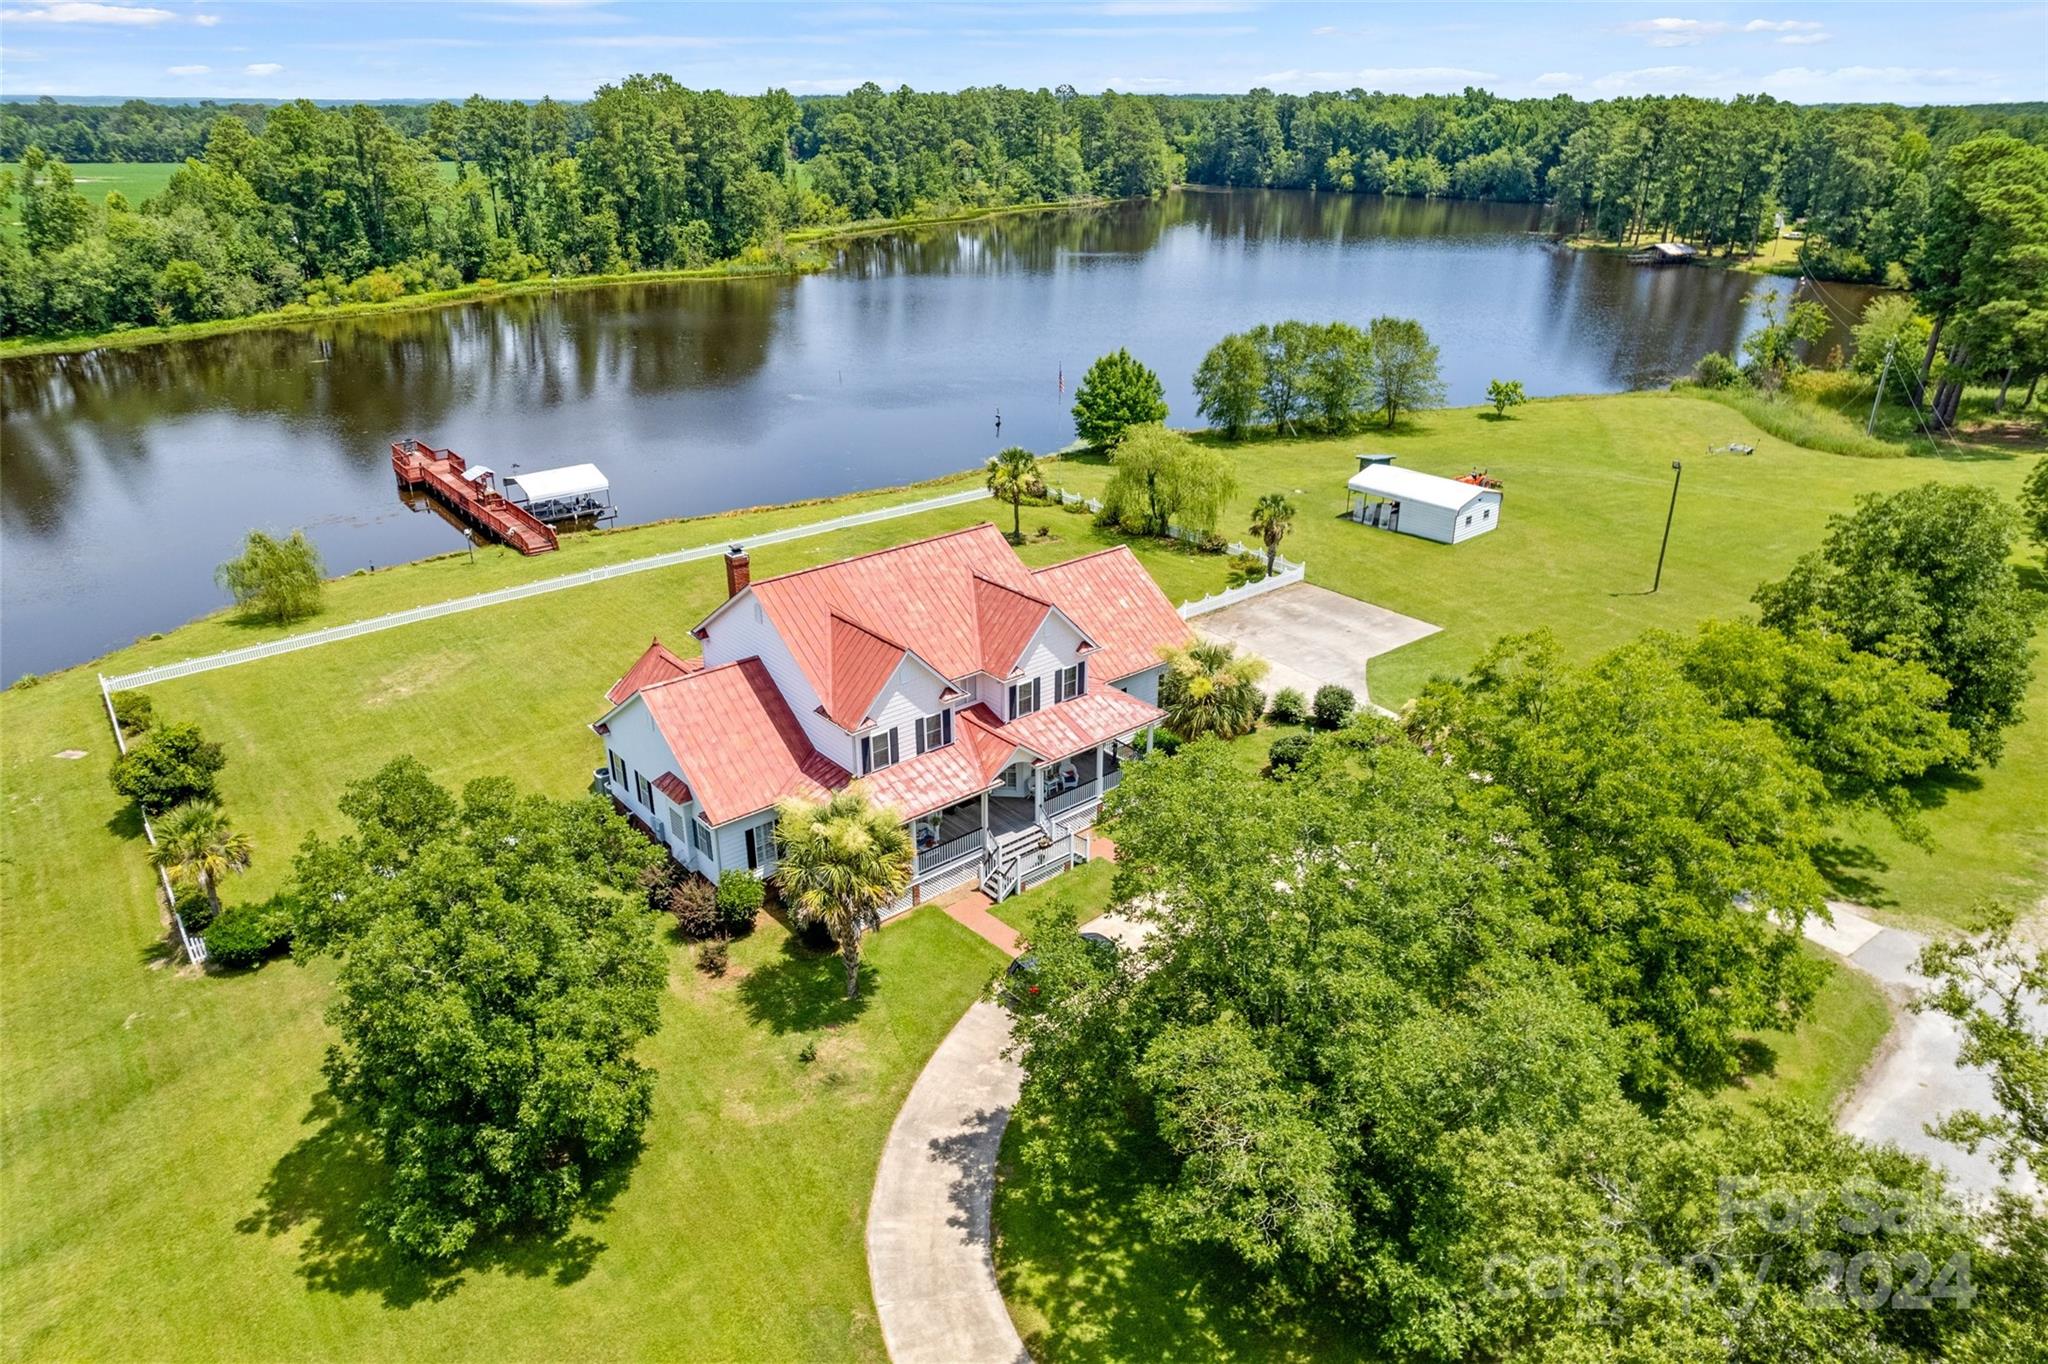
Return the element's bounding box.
[1194,583,1438,710]
[1813,903,2042,1203]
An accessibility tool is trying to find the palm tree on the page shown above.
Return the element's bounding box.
[774,785,914,999]
[985,446,1043,544]
[147,800,252,918]
[1249,492,1296,575]
[1159,641,1270,741]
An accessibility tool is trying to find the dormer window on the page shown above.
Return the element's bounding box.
[1054,662,1086,703]
[1008,678,1042,719]
[862,727,899,773]
[916,710,954,754]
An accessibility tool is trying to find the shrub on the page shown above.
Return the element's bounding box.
[1226,552,1267,587]
[640,858,680,914]
[1312,684,1356,730]
[668,876,720,939]
[1692,351,1740,389]
[697,939,730,977]
[170,884,216,933]
[203,899,291,969]
[1266,733,1314,775]
[111,690,155,735]
[1150,728,1183,757]
[715,873,766,932]
[1267,687,1308,725]
[110,721,226,815]
[9,673,39,691]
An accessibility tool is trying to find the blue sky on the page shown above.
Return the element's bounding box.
[1,1,2042,104]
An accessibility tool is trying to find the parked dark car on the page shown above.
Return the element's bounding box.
[1001,930,1119,1010]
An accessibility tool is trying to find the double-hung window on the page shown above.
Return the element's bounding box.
[862,727,898,773]
[634,772,652,808]
[609,752,626,786]
[690,817,713,859]
[1054,662,1086,703]
[744,817,784,871]
[1008,677,1042,719]
[916,710,953,754]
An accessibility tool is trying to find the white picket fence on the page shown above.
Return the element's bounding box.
[103,485,997,691]
[97,677,206,965]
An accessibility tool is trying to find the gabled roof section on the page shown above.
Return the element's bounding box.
[995,680,1164,764]
[1347,463,1495,512]
[972,573,1053,678]
[634,658,850,825]
[1030,547,1193,683]
[719,523,1066,715]
[653,772,692,805]
[606,637,702,706]
[824,613,910,728]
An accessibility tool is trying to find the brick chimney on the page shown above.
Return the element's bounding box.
[723,544,750,598]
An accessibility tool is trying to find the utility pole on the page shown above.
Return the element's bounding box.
[1652,460,1682,593]
[1867,341,1895,435]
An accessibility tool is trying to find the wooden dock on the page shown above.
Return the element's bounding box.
[390,439,558,556]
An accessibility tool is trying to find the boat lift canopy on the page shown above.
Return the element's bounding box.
[502,463,613,521]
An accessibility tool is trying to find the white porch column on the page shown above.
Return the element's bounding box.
[1093,742,1107,799]
[1145,727,1155,753]
[1032,766,1045,826]
[980,790,990,842]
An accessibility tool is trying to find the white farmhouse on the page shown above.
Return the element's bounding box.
[1346,456,1503,544]
[591,523,1192,912]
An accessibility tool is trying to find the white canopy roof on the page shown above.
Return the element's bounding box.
[1346,463,1492,511]
[503,463,608,504]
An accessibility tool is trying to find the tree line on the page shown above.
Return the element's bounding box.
[5,84,2045,343]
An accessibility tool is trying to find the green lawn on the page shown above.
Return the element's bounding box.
[989,858,1119,935]
[1049,392,2048,929]
[1729,944,1896,1115]
[1,162,184,238]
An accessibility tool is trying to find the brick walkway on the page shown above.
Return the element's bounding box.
[936,889,1021,957]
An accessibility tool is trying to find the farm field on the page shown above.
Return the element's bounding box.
[2,160,461,239]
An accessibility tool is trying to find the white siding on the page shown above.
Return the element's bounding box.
[863,655,952,771]
[1113,664,1164,706]
[602,697,681,829]
[700,589,852,768]
[1013,613,1088,685]
[1448,492,1503,544]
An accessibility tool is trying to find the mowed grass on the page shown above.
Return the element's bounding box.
[0,163,183,237]
[1728,944,1897,1116]
[1048,392,2048,928]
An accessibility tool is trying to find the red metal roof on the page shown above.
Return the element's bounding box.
[860,743,998,821]
[607,638,703,706]
[824,613,911,728]
[636,658,849,825]
[653,772,692,805]
[1030,547,1193,682]
[994,681,1163,763]
[728,524,1085,709]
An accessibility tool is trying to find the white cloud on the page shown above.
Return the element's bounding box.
[0,2,175,24]
[1588,64,1727,93]
[1778,32,1830,45]
[243,61,282,75]
[1098,1,1255,12]
[1532,71,1584,88]
[1619,17,1728,46]
[192,11,217,24]
[1257,65,1497,90]
[1743,18,1824,32]
[1760,64,1988,100]
[165,62,208,74]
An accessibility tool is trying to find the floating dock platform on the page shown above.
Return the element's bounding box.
[391,439,558,556]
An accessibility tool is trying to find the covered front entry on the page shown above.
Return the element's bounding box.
[987,742,1126,842]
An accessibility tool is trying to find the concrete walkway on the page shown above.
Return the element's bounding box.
[1812,902,2042,1203]
[866,998,1030,1364]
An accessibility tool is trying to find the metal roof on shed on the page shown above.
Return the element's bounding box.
[1346,464,1497,512]
[504,463,608,503]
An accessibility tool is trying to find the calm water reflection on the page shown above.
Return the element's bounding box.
[0,188,1872,680]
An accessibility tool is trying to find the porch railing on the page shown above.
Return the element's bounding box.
[1043,781,1100,820]
[916,828,988,875]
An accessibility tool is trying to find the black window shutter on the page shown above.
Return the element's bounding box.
[942,709,953,744]
[745,826,758,869]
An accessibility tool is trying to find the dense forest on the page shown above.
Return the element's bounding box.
[3,84,2044,363]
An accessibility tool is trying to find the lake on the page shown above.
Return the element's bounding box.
[0,188,1875,681]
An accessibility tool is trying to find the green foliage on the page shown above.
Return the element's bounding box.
[1191,332,1264,438]
[1676,618,1967,832]
[713,869,765,930]
[287,758,664,1259]
[1247,491,1295,573]
[984,446,1044,543]
[774,786,912,999]
[1410,633,1828,1097]
[1740,287,1832,382]
[2021,456,2048,563]
[1755,482,2040,763]
[1485,377,1527,416]
[1071,348,1167,449]
[1265,687,1307,725]
[1915,908,2046,1183]
[109,690,154,735]
[697,938,730,977]
[146,799,252,919]
[109,720,225,815]
[1159,640,1268,741]
[666,874,719,939]
[1849,293,1931,377]
[1365,316,1446,428]
[1096,424,1237,539]
[1691,349,1741,389]
[215,528,325,625]
[1310,683,1354,730]
[1264,732,1313,775]
[201,896,291,969]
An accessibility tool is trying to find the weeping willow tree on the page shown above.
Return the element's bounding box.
[215,529,325,624]
[1097,423,1238,541]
